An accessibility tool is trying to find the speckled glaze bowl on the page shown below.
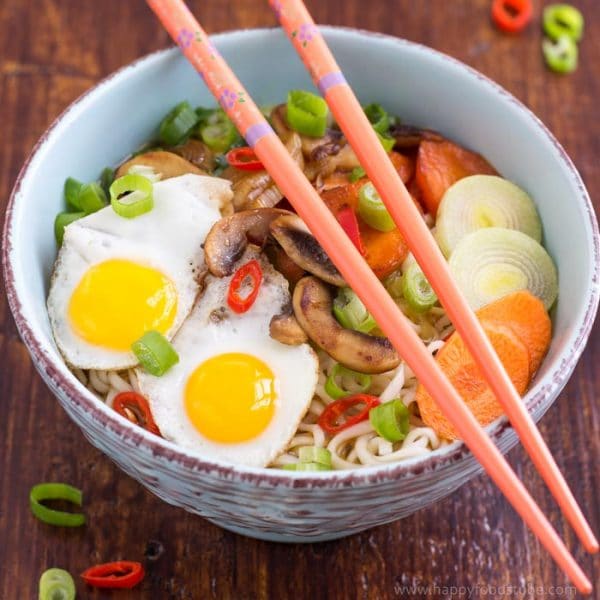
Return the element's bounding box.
[3,28,598,543]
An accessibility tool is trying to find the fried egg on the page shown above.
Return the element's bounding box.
[47,174,232,370]
[137,247,319,467]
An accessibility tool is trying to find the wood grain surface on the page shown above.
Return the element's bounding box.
[1,1,598,598]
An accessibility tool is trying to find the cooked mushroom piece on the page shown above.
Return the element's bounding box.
[269,309,308,346]
[116,151,206,179]
[204,208,292,277]
[293,276,400,374]
[264,242,306,287]
[171,138,216,172]
[270,214,345,287]
[389,124,443,149]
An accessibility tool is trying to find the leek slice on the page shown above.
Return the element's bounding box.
[436,175,542,257]
[449,227,558,310]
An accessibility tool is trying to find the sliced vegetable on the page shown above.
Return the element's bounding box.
[78,182,107,215]
[100,167,115,195]
[64,177,83,211]
[199,111,239,153]
[435,175,542,257]
[109,174,154,219]
[113,391,161,435]
[384,269,404,300]
[415,139,497,216]
[159,101,199,146]
[358,181,396,232]
[402,261,437,313]
[542,35,578,74]
[318,394,381,435]
[449,227,558,310]
[349,166,366,182]
[30,483,85,527]
[476,290,551,374]
[298,446,332,467]
[283,462,331,471]
[81,561,144,589]
[325,363,372,399]
[333,287,377,334]
[54,212,85,246]
[336,205,366,255]
[376,131,395,153]
[116,151,204,180]
[286,90,329,137]
[363,103,390,135]
[369,398,410,442]
[132,330,179,376]
[416,321,530,440]
[226,147,264,171]
[39,568,76,600]
[492,0,533,34]
[388,151,416,184]
[227,259,263,313]
[127,164,161,183]
[543,4,584,42]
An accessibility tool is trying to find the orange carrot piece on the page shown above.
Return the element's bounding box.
[388,151,416,184]
[476,291,551,376]
[415,139,497,216]
[416,321,530,440]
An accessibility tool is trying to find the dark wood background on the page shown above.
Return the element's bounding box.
[1,1,598,598]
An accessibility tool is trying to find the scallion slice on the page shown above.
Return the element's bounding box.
[159,101,199,146]
[199,111,239,153]
[333,288,377,333]
[363,103,390,135]
[39,568,76,600]
[100,167,115,195]
[283,462,331,472]
[132,330,179,376]
[64,177,83,211]
[358,182,396,232]
[377,131,395,153]
[402,262,438,313]
[325,363,372,400]
[369,399,410,442]
[543,4,584,42]
[349,166,366,182]
[298,446,332,468]
[286,90,329,137]
[78,182,108,215]
[29,483,86,527]
[54,212,85,246]
[109,174,154,219]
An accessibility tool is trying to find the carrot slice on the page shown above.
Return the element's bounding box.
[415,139,497,216]
[416,321,530,440]
[476,290,551,375]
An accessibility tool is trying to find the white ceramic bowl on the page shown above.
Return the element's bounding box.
[3,28,598,542]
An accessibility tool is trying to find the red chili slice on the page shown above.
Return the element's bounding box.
[336,205,366,256]
[318,394,381,435]
[227,259,263,314]
[226,147,264,171]
[492,0,533,34]
[113,392,161,436]
[81,561,144,589]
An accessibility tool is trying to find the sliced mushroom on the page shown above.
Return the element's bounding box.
[116,151,205,179]
[269,308,308,345]
[264,242,306,287]
[270,214,345,287]
[171,138,215,172]
[204,208,292,277]
[389,124,443,149]
[292,276,400,374]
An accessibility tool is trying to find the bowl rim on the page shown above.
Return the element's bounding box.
[3,26,599,489]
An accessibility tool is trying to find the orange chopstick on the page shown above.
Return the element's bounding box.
[145,0,592,593]
[271,0,598,556]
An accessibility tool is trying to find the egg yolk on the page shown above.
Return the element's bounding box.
[184,353,277,443]
[68,259,178,351]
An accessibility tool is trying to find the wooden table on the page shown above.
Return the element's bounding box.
[1,1,598,597]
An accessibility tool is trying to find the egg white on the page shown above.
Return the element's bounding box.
[137,247,319,468]
[47,174,232,370]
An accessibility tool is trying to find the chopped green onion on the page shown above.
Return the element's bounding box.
[333,287,377,334]
[325,363,372,400]
[384,269,404,300]
[159,101,199,146]
[358,182,396,232]
[298,446,332,467]
[377,131,395,153]
[286,90,329,137]
[542,35,578,74]
[349,167,366,182]
[402,262,437,313]
[199,111,239,153]
[39,568,76,600]
[283,462,331,471]
[29,483,86,527]
[132,330,179,376]
[543,4,584,42]
[363,103,390,135]
[369,399,410,442]
[64,177,83,211]
[100,167,115,196]
[109,174,154,219]
[78,182,107,214]
[54,212,85,246]
[195,106,217,124]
